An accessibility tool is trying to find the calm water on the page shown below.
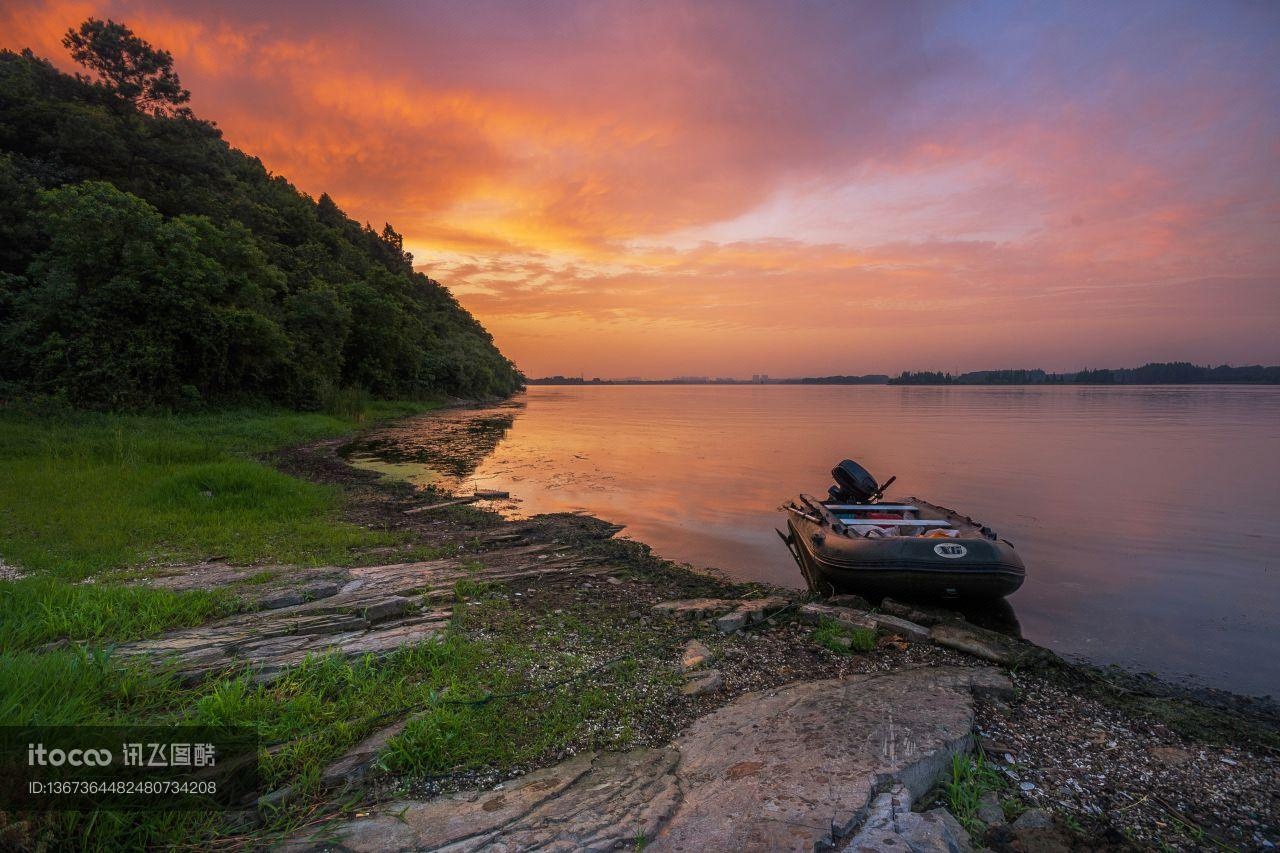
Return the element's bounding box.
[348,385,1280,697]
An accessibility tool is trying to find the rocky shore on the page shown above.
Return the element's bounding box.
[123,408,1280,851]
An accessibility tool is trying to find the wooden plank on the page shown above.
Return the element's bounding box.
[825,504,918,512]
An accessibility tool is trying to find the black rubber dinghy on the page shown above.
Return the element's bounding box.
[779,461,1026,600]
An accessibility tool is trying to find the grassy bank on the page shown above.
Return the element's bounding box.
[0,401,681,849]
[0,401,437,652]
[0,402,437,579]
[0,579,683,850]
[0,400,439,847]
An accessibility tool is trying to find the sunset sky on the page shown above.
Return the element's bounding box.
[4,1,1278,377]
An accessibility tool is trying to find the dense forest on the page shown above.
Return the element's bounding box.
[0,21,522,410]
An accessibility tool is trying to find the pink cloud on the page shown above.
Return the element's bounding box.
[3,0,1277,376]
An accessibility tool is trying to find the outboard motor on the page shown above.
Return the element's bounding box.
[828,459,895,504]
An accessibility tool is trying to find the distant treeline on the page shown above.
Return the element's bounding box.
[779,375,889,385]
[529,363,1280,387]
[889,363,1280,385]
[0,22,521,410]
[524,375,891,385]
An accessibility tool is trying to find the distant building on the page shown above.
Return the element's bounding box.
[752,374,769,383]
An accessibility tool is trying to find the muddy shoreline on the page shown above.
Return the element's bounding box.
[250,403,1278,850]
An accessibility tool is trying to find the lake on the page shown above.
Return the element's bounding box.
[346,385,1280,697]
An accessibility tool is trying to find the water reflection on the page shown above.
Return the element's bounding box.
[343,405,518,485]
[347,386,1280,697]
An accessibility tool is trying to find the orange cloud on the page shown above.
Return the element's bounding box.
[3,0,1278,377]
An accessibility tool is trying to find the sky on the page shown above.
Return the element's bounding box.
[3,1,1279,378]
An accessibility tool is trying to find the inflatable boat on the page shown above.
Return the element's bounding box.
[778,460,1026,600]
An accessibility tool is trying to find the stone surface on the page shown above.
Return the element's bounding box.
[278,749,681,853]
[680,639,712,672]
[651,598,741,621]
[319,719,409,792]
[653,597,791,631]
[841,786,974,853]
[976,802,1006,826]
[680,669,723,696]
[361,595,412,623]
[867,612,931,640]
[734,595,792,623]
[261,581,340,610]
[259,590,305,610]
[798,602,877,632]
[1012,808,1054,830]
[284,666,1007,852]
[115,545,607,682]
[1149,745,1191,766]
[714,609,748,633]
[1005,826,1074,853]
[827,593,871,610]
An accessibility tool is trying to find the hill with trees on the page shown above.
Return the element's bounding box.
[0,20,521,410]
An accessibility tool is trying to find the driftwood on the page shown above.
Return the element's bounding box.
[403,497,479,515]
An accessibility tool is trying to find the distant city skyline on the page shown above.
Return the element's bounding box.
[5,1,1278,377]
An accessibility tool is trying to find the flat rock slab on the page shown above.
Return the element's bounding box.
[841,785,974,853]
[654,596,792,629]
[113,546,604,682]
[278,749,682,853]
[652,598,743,620]
[284,666,1008,852]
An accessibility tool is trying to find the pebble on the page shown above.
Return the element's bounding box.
[1012,807,1053,830]
[976,803,1005,826]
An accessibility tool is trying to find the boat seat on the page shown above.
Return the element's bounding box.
[836,518,954,528]
[826,504,918,512]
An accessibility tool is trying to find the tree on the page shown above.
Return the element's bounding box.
[0,47,523,409]
[381,222,414,268]
[62,18,192,117]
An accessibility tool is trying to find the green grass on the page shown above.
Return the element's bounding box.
[6,583,678,850]
[0,575,239,650]
[0,402,437,581]
[0,399,501,850]
[0,401,440,655]
[812,618,877,654]
[943,751,1008,835]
